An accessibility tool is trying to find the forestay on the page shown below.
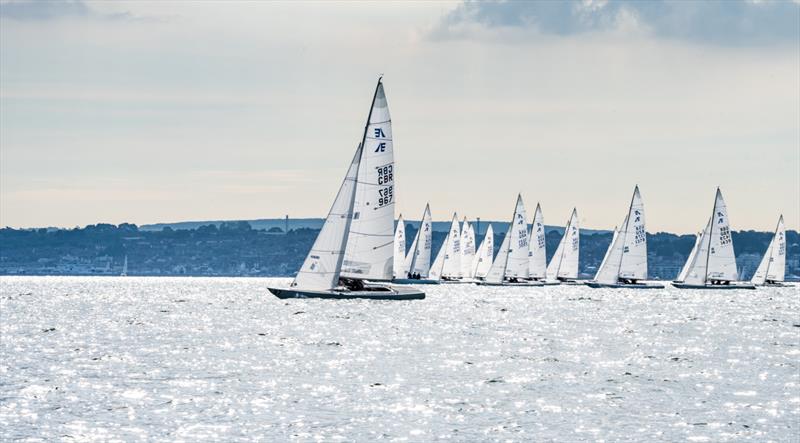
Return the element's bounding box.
[341,82,396,281]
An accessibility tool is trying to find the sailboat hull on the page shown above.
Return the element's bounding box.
[755,282,791,288]
[392,278,440,285]
[585,282,665,289]
[671,282,756,290]
[476,280,544,287]
[268,285,425,300]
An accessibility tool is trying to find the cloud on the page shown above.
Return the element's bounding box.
[0,0,166,22]
[436,0,800,46]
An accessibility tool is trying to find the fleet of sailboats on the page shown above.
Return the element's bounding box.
[270,79,791,299]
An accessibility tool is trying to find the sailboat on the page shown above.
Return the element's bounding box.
[672,188,755,290]
[392,214,406,279]
[471,224,494,280]
[393,204,439,285]
[120,255,128,277]
[545,208,580,284]
[439,214,469,283]
[268,79,424,300]
[429,213,458,282]
[751,215,787,287]
[460,218,476,281]
[527,203,548,282]
[586,186,663,289]
[478,195,541,286]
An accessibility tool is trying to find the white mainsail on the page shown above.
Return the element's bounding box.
[460,218,476,278]
[405,204,433,278]
[528,203,547,280]
[677,228,703,282]
[546,208,579,281]
[293,145,362,290]
[594,186,648,284]
[505,195,530,279]
[751,215,786,284]
[472,224,494,278]
[681,188,738,284]
[441,214,462,278]
[341,81,396,281]
[393,215,406,278]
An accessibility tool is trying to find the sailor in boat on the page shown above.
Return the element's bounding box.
[338,277,365,291]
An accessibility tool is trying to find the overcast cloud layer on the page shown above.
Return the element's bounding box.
[1,0,798,233]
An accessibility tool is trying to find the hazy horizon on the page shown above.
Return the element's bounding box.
[2,1,798,233]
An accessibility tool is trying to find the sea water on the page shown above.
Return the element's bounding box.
[1,276,798,442]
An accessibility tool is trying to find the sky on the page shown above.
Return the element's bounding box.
[1,0,798,234]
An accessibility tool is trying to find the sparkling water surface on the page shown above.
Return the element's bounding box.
[1,276,798,442]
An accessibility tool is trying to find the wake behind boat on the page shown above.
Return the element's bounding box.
[268,78,423,300]
[586,186,664,289]
[672,188,755,290]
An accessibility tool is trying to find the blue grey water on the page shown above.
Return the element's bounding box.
[1,277,798,442]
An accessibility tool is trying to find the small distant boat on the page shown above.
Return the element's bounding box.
[120,255,128,277]
[527,203,549,283]
[471,224,494,280]
[586,186,664,289]
[393,204,439,285]
[392,214,407,279]
[545,208,580,284]
[459,218,476,281]
[672,188,755,290]
[268,79,424,300]
[751,215,787,287]
[437,214,470,283]
[479,195,540,286]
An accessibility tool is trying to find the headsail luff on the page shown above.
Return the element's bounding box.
[405,203,433,278]
[751,215,786,284]
[393,215,406,278]
[441,214,462,278]
[341,80,396,281]
[528,203,547,279]
[293,145,362,290]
